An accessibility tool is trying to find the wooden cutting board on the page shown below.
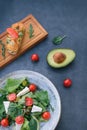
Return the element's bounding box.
[0,14,48,69]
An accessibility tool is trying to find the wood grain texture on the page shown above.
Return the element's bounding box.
[0,14,48,68]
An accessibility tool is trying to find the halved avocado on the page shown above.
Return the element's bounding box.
[47,48,76,68]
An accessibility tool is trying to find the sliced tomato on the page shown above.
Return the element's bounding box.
[7,93,17,102]
[25,97,33,106]
[29,84,37,92]
[1,118,9,127]
[15,116,24,124]
[7,28,18,39]
[42,111,51,120]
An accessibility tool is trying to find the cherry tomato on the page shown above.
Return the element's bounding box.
[7,28,18,39]
[1,118,9,127]
[63,78,72,88]
[15,116,24,124]
[25,97,33,106]
[42,111,51,120]
[31,54,39,62]
[29,84,37,92]
[7,93,17,102]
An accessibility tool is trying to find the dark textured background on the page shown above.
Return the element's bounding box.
[0,0,87,130]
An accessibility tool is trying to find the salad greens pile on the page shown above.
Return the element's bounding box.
[0,78,51,130]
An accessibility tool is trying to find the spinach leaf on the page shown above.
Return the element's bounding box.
[29,118,37,130]
[52,35,66,45]
[29,116,39,130]
[8,103,23,120]
[0,96,6,120]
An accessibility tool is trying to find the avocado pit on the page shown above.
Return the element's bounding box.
[53,52,66,63]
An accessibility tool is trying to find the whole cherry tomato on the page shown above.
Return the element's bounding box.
[7,93,17,102]
[31,54,39,62]
[63,78,72,88]
[25,97,33,106]
[42,111,51,120]
[7,28,18,39]
[29,84,37,92]
[15,116,24,124]
[1,118,9,127]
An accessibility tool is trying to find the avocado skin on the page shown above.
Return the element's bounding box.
[47,48,76,68]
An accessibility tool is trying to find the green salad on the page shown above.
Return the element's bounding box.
[0,78,52,130]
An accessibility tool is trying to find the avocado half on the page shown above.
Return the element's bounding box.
[47,48,76,68]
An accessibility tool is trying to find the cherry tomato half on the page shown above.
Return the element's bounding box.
[63,78,72,88]
[7,93,17,102]
[15,116,24,124]
[42,111,51,120]
[29,84,37,92]
[25,97,33,106]
[1,118,9,127]
[7,28,18,39]
[31,54,39,62]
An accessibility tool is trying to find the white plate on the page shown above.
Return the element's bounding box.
[0,70,61,130]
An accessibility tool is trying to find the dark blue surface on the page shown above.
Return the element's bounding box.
[0,0,87,130]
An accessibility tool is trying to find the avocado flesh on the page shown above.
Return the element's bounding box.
[47,49,76,68]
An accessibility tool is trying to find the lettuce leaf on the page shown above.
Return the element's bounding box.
[34,90,50,107]
[4,78,26,93]
[21,118,30,130]
[0,88,8,95]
